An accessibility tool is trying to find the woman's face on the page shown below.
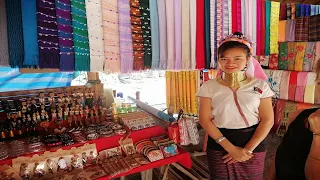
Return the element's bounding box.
[218,48,248,73]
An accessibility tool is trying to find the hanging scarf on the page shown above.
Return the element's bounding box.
[294,42,306,72]
[101,0,121,73]
[56,0,75,71]
[205,0,211,69]
[265,1,271,55]
[190,0,196,69]
[182,0,191,69]
[174,0,182,70]
[295,72,308,103]
[86,0,104,72]
[280,3,287,20]
[296,4,301,17]
[195,0,205,69]
[37,0,60,69]
[278,20,286,42]
[313,42,320,72]
[157,0,167,70]
[150,0,160,69]
[280,71,290,100]
[260,0,266,56]
[279,42,288,70]
[295,17,309,42]
[304,72,316,104]
[285,19,295,42]
[311,5,316,16]
[309,15,318,42]
[291,3,296,19]
[119,0,134,73]
[210,0,217,68]
[256,0,262,55]
[228,0,232,34]
[288,71,298,101]
[165,0,175,70]
[286,3,291,20]
[303,42,316,72]
[270,1,280,54]
[269,54,279,70]
[21,0,39,66]
[140,0,152,69]
[216,0,223,42]
[0,0,9,66]
[241,0,245,33]
[287,42,296,71]
[71,0,90,71]
[251,0,257,56]
[130,0,145,71]
[273,99,286,134]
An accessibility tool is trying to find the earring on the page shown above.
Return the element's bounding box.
[242,65,248,71]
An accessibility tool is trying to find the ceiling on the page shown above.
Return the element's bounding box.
[273,0,320,4]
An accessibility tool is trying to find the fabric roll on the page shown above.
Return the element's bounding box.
[280,71,290,100]
[294,42,306,72]
[21,0,39,66]
[150,0,160,69]
[37,0,60,69]
[165,0,175,70]
[295,17,309,42]
[303,42,316,72]
[228,0,232,34]
[295,72,308,103]
[288,71,298,101]
[291,3,296,19]
[0,0,9,66]
[174,0,182,69]
[285,19,295,42]
[270,1,280,54]
[182,0,191,69]
[118,0,134,73]
[287,42,296,71]
[309,14,320,42]
[279,3,287,20]
[269,54,278,70]
[210,0,217,68]
[205,0,211,69]
[265,1,271,55]
[56,0,75,71]
[101,0,121,73]
[286,3,291,20]
[140,0,152,69]
[71,0,90,71]
[313,42,320,72]
[130,0,145,71]
[190,0,196,69]
[304,72,316,104]
[278,20,286,42]
[279,42,288,70]
[195,0,205,69]
[157,0,167,69]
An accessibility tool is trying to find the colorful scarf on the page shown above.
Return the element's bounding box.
[287,42,296,71]
[150,0,160,69]
[309,14,320,42]
[291,3,296,19]
[21,0,39,66]
[295,17,309,42]
[205,0,211,69]
[303,42,316,72]
[37,0,60,69]
[174,0,182,70]
[241,0,245,33]
[280,71,290,100]
[285,19,295,42]
[210,0,217,68]
[190,0,197,69]
[140,0,152,69]
[279,42,288,70]
[130,0,145,71]
[294,42,306,72]
[260,0,266,56]
[286,3,291,20]
[196,0,206,69]
[313,42,320,72]
[265,1,271,55]
[157,0,167,70]
[269,54,279,70]
[182,0,191,69]
[270,1,280,54]
[256,0,262,55]
[165,0,175,70]
[278,20,286,42]
[216,0,223,42]
[0,0,9,66]
[288,71,298,101]
[295,72,308,103]
[56,0,75,71]
[280,2,287,20]
[101,0,121,73]
[86,0,104,72]
[304,72,316,104]
[251,0,257,56]
[71,0,90,71]
[119,0,134,73]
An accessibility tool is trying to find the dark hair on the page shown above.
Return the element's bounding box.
[218,32,251,58]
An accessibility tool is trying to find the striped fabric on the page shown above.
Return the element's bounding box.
[222,0,229,37]
[0,67,73,92]
[295,17,309,42]
[210,0,216,68]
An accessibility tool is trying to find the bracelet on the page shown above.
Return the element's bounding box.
[308,156,320,162]
[313,133,320,136]
[215,136,226,144]
[244,147,253,154]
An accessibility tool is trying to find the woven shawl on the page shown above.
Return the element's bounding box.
[165,0,175,70]
[56,0,75,71]
[295,17,309,42]
[190,0,196,69]
[309,14,320,42]
[101,0,121,73]
[86,0,105,72]
[6,0,24,68]
[140,0,152,69]
[287,42,296,71]
[210,0,216,68]
[21,0,39,66]
[181,0,191,69]
[119,0,134,73]
[157,0,167,69]
[222,0,229,37]
[195,0,205,69]
[205,0,211,69]
[71,0,90,71]
[149,0,160,69]
[269,54,278,70]
[0,0,9,66]
[251,0,257,55]
[291,3,296,19]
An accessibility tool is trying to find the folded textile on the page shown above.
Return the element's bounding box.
[278,42,288,70]
[303,42,316,72]
[295,17,309,42]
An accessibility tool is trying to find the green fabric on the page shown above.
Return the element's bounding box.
[278,42,288,70]
[265,1,271,55]
[140,0,152,68]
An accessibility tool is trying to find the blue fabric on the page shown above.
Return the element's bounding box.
[305,4,311,16]
[150,0,160,69]
[205,0,211,69]
[0,67,73,92]
[21,0,39,66]
[300,4,305,17]
[311,5,315,16]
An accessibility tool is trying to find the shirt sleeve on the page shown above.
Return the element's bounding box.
[260,81,275,98]
[196,81,211,98]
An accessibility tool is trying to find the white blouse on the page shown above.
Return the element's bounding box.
[196,78,274,129]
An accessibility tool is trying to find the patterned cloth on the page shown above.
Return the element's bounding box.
[294,42,306,72]
[303,42,316,72]
[295,17,309,42]
[309,14,320,41]
[157,0,167,69]
[71,0,90,71]
[174,0,182,69]
[279,42,288,70]
[285,19,295,42]
[140,0,152,69]
[258,55,270,68]
[56,0,75,71]
[130,0,145,71]
[265,69,282,98]
[313,42,320,72]
[101,0,121,73]
[149,0,160,69]
[269,54,279,70]
[270,1,280,54]
[182,0,191,69]
[291,3,296,19]
[0,0,9,66]
[37,0,60,69]
[287,42,296,71]
[210,0,217,68]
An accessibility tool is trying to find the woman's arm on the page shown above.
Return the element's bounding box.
[244,97,274,152]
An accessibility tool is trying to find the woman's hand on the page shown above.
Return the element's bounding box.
[308,112,320,135]
[222,146,253,164]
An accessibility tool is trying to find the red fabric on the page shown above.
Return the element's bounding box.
[260,0,266,55]
[256,0,262,55]
[280,3,287,20]
[236,0,241,32]
[196,0,205,69]
[288,71,298,101]
[272,99,286,133]
[232,0,237,33]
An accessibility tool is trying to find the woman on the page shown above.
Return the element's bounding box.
[268,63,320,180]
[196,32,274,180]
